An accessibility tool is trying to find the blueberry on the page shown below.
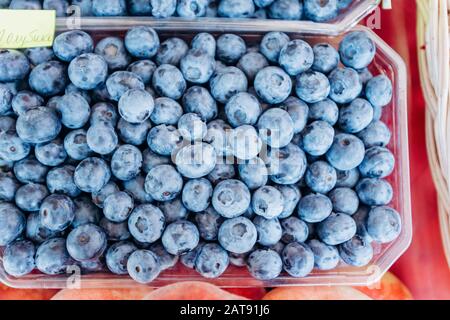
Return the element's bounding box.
[26,212,60,244]
[122,175,153,204]
[329,188,359,216]
[35,238,74,275]
[67,223,107,262]
[105,241,137,275]
[356,178,393,206]
[278,96,309,134]
[312,43,340,74]
[158,197,188,223]
[71,0,94,16]
[106,71,145,101]
[298,193,332,223]
[359,146,395,178]
[128,0,153,15]
[207,163,236,185]
[150,242,178,270]
[11,90,44,116]
[326,133,365,170]
[150,97,182,126]
[338,98,374,134]
[175,143,217,179]
[178,113,207,141]
[72,196,101,227]
[176,0,208,16]
[357,120,391,148]
[46,165,80,197]
[190,34,215,58]
[253,216,282,246]
[117,89,155,125]
[54,93,90,129]
[339,31,376,70]
[264,143,307,185]
[52,30,93,62]
[142,149,170,173]
[254,66,291,104]
[366,206,401,243]
[125,26,160,59]
[257,108,294,148]
[74,157,111,193]
[0,130,31,162]
[247,248,282,280]
[339,235,373,267]
[0,202,25,246]
[111,144,143,181]
[183,86,218,121]
[301,121,334,157]
[251,185,283,219]
[194,243,229,278]
[180,48,215,84]
[29,60,68,97]
[0,115,15,132]
[268,0,303,20]
[237,52,269,82]
[306,239,339,271]
[182,178,213,213]
[194,206,224,241]
[273,185,300,219]
[210,66,248,104]
[152,64,186,100]
[295,71,330,104]
[304,0,338,22]
[16,107,61,144]
[144,164,183,201]
[328,67,362,104]
[117,119,151,146]
[102,191,134,223]
[305,161,337,194]
[180,242,204,268]
[3,239,36,277]
[100,217,131,241]
[127,60,157,85]
[308,99,339,126]
[95,37,131,71]
[86,124,118,156]
[90,102,118,127]
[260,32,290,63]
[279,40,313,76]
[90,181,119,209]
[40,194,75,232]
[280,217,308,243]
[229,125,262,160]
[0,83,15,115]
[63,129,93,160]
[218,216,257,254]
[365,75,393,108]
[127,204,165,244]
[127,249,161,284]
[212,179,251,218]
[281,242,314,278]
[147,124,183,156]
[13,156,48,184]
[92,0,126,16]
[68,53,108,90]
[0,49,30,82]
[150,0,177,17]
[155,37,188,66]
[238,157,268,190]
[204,119,233,156]
[0,174,20,201]
[216,34,246,65]
[317,212,356,245]
[335,168,360,188]
[225,92,261,128]
[162,220,200,255]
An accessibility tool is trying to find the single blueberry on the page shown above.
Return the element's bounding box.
[106,71,145,101]
[303,0,338,22]
[216,34,247,65]
[175,143,217,179]
[0,175,20,202]
[92,0,126,16]
[252,185,284,219]
[16,107,61,144]
[63,129,93,160]
[264,143,307,185]
[183,86,218,122]
[225,92,261,128]
[11,90,44,116]
[106,241,138,275]
[247,249,282,280]
[152,64,186,100]
[46,165,81,197]
[145,164,183,201]
[90,102,118,127]
[308,98,339,126]
[307,239,340,270]
[127,60,157,85]
[365,75,393,108]
[317,212,357,245]
[103,191,134,223]
[312,43,340,74]
[147,124,183,156]
[0,130,31,162]
[281,242,314,278]
[326,133,365,170]
[53,30,93,62]
[328,67,362,104]
[194,243,229,278]
[339,31,376,70]
[212,179,251,218]
[357,120,391,148]
[218,216,257,254]
[335,168,360,188]
[3,239,36,277]
[39,194,75,232]
[359,146,395,178]
[117,118,151,146]
[238,157,268,190]
[278,96,309,134]
[162,220,200,255]
[0,202,25,246]
[128,204,165,243]
[298,193,332,223]
[279,40,314,76]
[66,223,107,262]
[210,66,248,104]
[180,48,215,84]
[125,26,160,59]
[150,0,177,18]
[338,98,374,133]
[111,144,143,181]
[194,206,224,241]
[13,156,48,184]
[182,178,213,213]
[26,212,60,244]
[68,53,108,90]
[260,32,290,63]
[207,163,236,185]
[178,113,207,141]
[257,108,294,148]
[74,157,111,193]
[366,206,402,243]
[155,37,188,66]
[237,52,269,82]
[218,0,255,18]
[339,235,374,267]
[55,93,91,129]
[95,37,131,71]
[329,187,359,215]
[295,70,330,104]
[254,66,291,104]
[0,49,30,82]
[280,217,309,243]
[35,238,74,275]
[253,216,282,246]
[268,0,303,20]
[86,123,118,155]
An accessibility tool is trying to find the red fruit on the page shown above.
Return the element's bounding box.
[356,272,413,300]
[263,286,372,300]
[143,282,248,300]
[52,286,153,300]
[225,287,267,300]
[0,283,57,300]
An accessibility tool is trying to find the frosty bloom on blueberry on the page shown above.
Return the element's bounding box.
[0,27,402,284]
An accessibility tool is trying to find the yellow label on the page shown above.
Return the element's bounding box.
[0,10,56,49]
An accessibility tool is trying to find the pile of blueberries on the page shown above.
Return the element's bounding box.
[2,0,354,22]
[0,25,401,284]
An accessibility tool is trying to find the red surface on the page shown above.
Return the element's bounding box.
[366,0,450,299]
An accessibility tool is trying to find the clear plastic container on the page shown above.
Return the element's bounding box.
[58,0,381,35]
[0,21,411,289]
